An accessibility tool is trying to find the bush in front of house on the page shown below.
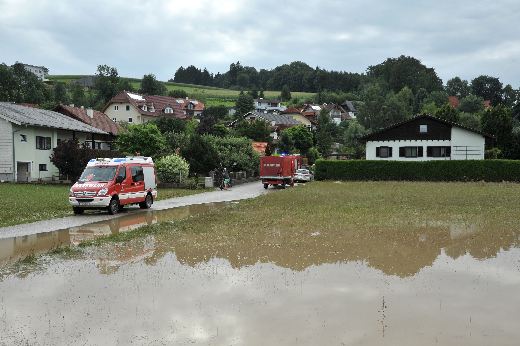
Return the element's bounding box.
[314,159,520,182]
[156,154,190,184]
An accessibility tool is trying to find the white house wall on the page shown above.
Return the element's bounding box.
[450,127,485,160]
[366,140,452,161]
[13,125,59,181]
[104,103,142,124]
[0,117,14,181]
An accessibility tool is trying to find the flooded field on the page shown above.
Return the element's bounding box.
[1,182,520,345]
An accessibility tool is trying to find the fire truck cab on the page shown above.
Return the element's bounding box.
[69,157,157,215]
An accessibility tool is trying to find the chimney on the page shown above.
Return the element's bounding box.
[69,104,75,107]
[86,108,94,118]
[186,97,189,100]
[81,106,84,110]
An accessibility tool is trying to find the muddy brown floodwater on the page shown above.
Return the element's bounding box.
[1,202,520,345]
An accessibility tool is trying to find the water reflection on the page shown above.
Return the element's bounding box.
[0,203,223,266]
[1,207,520,344]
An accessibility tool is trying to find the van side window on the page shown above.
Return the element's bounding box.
[131,166,144,182]
[117,166,126,181]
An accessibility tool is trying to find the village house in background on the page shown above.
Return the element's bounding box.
[20,63,48,81]
[104,91,205,124]
[254,98,286,113]
[244,111,303,140]
[0,103,107,182]
[361,115,491,161]
[55,104,121,150]
[448,96,492,110]
[341,100,358,118]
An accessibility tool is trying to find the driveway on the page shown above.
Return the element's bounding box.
[0,182,268,239]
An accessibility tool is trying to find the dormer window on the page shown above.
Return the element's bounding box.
[165,107,173,114]
[142,105,147,111]
[188,103,194,110]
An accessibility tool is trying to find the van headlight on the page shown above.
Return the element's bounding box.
[69,189,74,197]
[98,188,108,196]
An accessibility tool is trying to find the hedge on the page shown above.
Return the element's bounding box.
[314,159,520,182]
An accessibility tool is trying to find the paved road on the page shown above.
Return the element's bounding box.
[0,182,268,239]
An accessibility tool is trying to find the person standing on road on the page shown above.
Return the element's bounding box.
[223,167,231,190]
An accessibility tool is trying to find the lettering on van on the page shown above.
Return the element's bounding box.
[80,183,107,188]
[263,163,281,167]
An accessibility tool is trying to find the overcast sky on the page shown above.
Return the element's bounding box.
[1,0,519,87]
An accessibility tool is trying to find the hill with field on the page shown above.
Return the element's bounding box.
[47,75,316,107]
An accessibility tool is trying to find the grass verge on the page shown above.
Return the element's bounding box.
[0,184,206,227]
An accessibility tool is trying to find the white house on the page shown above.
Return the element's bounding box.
[0,103,107,182]
[254,98,286,113]
[362,115,492,161]
[21,63,48,81]
[103,92,205,124]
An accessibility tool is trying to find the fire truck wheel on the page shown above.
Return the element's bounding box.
[263,183,269,189]
[139,194,153,209]
[107,197,120,215]
[73,207,84,215]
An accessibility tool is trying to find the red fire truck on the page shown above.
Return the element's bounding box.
[259,155,301,189]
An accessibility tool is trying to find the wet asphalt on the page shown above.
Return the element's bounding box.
[0,182,268,239]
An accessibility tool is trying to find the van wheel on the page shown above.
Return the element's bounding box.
[107,198,120,215]
[263,183,269,189]
[139,194,153,209]
[73,207,84,215]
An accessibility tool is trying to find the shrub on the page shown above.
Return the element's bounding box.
[315,159,520,182]
[156,154,190,184]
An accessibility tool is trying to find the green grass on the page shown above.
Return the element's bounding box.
[74,181,520,277]
[47,75,316,103]
[0,183,205,227]
[80,181,520,245]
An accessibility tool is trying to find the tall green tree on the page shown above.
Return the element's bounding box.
[481,105,512,153]
[458,94,484,113]
[233,120,272,142]
[282,126,313,154]
[53,82,69,104]
[280,85,291,101]
[471,75,503,106]
[435,104,459,123]
[445,77,470,98]
[316,110,335,156]
[94,65,120,104]
[341,120,367,158]
[140,73,167,95]
[181,134,219,175]
[367,55,443,94]
[154,117,186,134]
[115,123,166,157]
[70,83,86,106]
[235,92,254,116]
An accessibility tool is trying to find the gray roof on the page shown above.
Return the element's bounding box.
[341,100,357,112]
[0,102,107,134]
[252,112,302,126]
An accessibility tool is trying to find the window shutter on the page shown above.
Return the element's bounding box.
[427,147,432,157]
[376,147,380,157]
[418,147,423,157]
[389,147,393,157]
[399,147,405,157]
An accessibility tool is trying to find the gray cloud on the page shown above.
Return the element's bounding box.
[1,0,519,87]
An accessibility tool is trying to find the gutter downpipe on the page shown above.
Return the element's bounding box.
[12,125,23,182]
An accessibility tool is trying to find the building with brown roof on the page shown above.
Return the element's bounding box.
[103,91,205,125]
[55,104,121,150]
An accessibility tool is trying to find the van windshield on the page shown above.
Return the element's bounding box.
[79,166,117,182]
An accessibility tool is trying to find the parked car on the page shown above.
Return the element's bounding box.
[69,157,157,215]
[294,168,313,183]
